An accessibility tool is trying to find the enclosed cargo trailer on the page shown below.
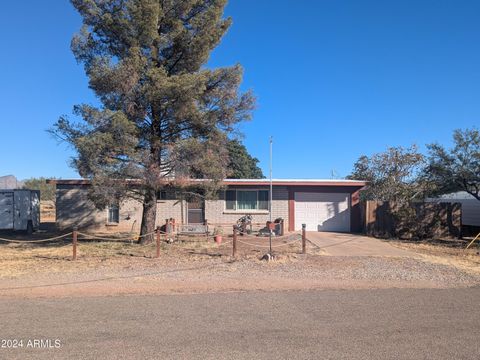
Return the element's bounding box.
[0,189,40,233]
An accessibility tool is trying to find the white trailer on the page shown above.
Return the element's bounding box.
[0,189,40,233]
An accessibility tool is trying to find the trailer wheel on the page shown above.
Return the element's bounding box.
[26,221,33,235]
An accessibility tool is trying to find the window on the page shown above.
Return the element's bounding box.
[225,190,269,211]
[156,190,178,201]
[159,191,167,200]
[108,205,120,223]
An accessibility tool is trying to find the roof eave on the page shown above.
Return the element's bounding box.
[47,178,367,187]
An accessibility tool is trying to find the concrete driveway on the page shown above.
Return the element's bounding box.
[307,232,418,257]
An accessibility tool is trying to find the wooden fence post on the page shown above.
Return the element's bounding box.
[72,227,78,261]
[302,224,306,254]
[232,226,237,258]
[156,227,161,258]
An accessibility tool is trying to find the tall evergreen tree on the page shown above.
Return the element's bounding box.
[226,139,263,178]
[52,0,255,242]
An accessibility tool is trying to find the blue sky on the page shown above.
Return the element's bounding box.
[0,0,479,180]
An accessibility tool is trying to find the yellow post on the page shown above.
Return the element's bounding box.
[466,232,480,249]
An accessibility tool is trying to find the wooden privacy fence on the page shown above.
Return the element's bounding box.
[361,201,462,239]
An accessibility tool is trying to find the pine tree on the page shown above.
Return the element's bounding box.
[52,0,255,242]
[226,139,263,178]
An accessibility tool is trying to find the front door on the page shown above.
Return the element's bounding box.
[187,199,204,224]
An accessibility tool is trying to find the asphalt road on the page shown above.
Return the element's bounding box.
[1,288,479,360]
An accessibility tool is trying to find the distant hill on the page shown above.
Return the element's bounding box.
[0,175,24,189]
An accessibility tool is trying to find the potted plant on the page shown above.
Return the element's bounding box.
[213,227,223,244]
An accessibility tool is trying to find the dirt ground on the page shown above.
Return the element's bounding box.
[0,232,305,277]
[0,231,479,299]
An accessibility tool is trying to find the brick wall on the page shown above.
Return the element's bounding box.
[56,184,143,232]
[56,185,190,232]
[156,200,186,225]
[56,184,289,233]
[205,186,289,233]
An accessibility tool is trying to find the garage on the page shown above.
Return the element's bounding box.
[294,192,351,232]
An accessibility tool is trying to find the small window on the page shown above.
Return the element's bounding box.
[108,205,120,223]
[157,190,177,200]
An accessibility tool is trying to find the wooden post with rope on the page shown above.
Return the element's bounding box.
[156,226,161,258]
[232,226,237,258]
[302,223,306,254]
[72,227,78,261]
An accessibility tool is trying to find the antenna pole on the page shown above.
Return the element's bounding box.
[269,136,273,255]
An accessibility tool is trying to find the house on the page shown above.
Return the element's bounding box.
[426,191,480,228]
[48,179,366,233]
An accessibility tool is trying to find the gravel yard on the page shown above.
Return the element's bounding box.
[0,232,478,299]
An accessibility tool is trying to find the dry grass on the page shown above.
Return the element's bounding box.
[0,243,73,278]
[0,233,307,278]
[0,241,157,278]
[390,240,480,275]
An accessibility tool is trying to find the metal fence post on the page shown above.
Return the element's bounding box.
[302,224,306,254]
[232,226,237,257]
[72,227,78,261]
[156,226,161,258]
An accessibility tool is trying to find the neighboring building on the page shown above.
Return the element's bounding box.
[427,191,480,227]
[48,179,366,233]
[0,175,23,189]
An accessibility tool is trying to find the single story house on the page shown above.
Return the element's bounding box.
[48,179,366,233]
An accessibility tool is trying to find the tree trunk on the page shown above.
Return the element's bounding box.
[138,188,157,244]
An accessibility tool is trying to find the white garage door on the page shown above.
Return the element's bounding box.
[294,192,350,232]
